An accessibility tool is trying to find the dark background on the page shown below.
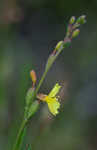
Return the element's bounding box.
[0,0,97,150]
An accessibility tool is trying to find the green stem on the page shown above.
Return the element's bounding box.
[12,119,27,150]
[35,44,65,96]
[35,70,47,95]
[12,40,68,150]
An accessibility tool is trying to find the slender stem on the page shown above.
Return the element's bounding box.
[34,44,65,96]
[12,119,27,150]
[35,70,47,95]
[13,40,69,150]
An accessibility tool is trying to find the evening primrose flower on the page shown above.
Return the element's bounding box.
[37,83,61,116]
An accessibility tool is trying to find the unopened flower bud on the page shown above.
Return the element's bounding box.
[76,15,86,24]
[69,16,76,24]
[55,41,64,51]
[72,29,80,38]
[30,70,37,85]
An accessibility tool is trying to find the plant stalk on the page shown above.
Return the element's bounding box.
[12,119,27,150]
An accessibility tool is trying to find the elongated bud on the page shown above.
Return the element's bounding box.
[24,88,36,118]
[55,41,64,51]
[72,29,80,38]
[76,15,86,24]
[30,70,37,85]
[26,88,35,106]
[27,101,39,119]
[69,16,76,24]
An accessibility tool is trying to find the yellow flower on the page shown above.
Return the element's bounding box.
[37,83,61,116]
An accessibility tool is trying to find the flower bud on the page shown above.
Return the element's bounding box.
[27,101,39,119]
[30,70,37,85]
[72,29,80,38]
[55,41,64,51]
[76,15,86,24]
[26,88,35,106]
[69,16,76,24]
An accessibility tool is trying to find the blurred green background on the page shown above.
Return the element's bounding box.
[0,0,97,150]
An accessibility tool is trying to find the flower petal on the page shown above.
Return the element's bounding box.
[47,98,60,116]
[48,83,61,98]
